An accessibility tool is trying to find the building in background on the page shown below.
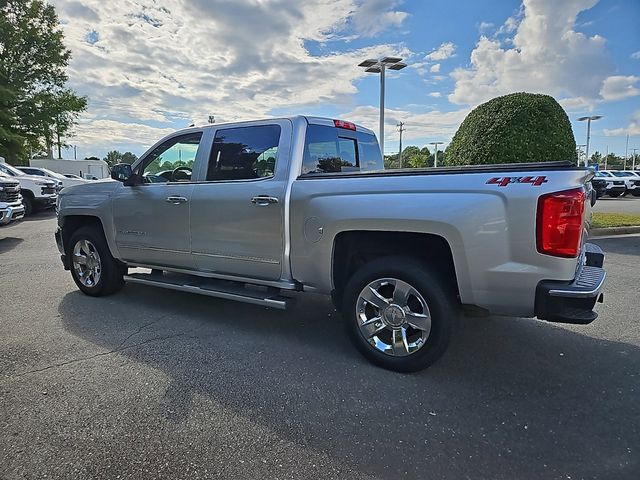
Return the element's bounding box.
[29,158,109,180]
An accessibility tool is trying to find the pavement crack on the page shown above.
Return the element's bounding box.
[116,319,161,350]
[5,332,186,380]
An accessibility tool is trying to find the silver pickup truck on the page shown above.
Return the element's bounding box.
[55,116,606,372]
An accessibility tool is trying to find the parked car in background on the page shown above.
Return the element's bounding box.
[604,170,640,197]
[63,174,84,180]
[594,171,626,197]
[591,176,607,198]
[17,166,88,189]
[55,116,606,372]
[0,173,25,226]
[0,162,57,215]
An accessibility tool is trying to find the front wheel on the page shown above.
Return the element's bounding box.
[631,190,640,197]
[608,191,623,198]
[68,226,125,296]
[342,257,456,373]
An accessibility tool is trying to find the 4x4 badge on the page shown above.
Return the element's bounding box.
[486,176,548,187]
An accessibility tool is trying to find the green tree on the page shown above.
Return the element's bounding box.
[445,92,576,166]
[0,0,86,164]
[590,151,602,165]
[104,150,123,166]
[121,152,138,164]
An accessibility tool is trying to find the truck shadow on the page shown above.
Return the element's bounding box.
[57,286,639,479]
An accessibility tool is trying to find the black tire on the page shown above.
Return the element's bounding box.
[608,191,622,198]
[631,190,640,197]
[22,195,33,216]
[68,226,125,296]
[342,256,456,373]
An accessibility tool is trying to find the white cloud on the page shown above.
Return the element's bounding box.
[449,0,613,106]
[48,0,411,155]
[425,42,456,61]
[429,63,441,73]
[428,92,442,98]
[630,51,640,60]
[603,110,640,137]
[479,21,494,32]
[600,76,640,100]
[351,0,409,37]
[343,105,469,144]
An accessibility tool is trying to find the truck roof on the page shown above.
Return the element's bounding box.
[193,115,375,136]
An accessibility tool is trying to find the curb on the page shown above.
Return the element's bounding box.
[589,225,640,237]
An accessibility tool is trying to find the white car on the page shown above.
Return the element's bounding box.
[602,170,640,197]
[0,162,58,215]
[17,166,89,189]
[594,171,626,197]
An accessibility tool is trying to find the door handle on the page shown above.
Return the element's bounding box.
[251,195,279,206]
[165,196,188,204]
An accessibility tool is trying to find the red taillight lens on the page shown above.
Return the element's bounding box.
[536,188,586,258]
[333,119,356,131]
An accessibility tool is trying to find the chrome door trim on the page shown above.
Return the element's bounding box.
[118,244,191,255]
[192,251,280,264]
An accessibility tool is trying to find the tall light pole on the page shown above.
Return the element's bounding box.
[577,115,602,167]
[358,57,407,157]
[429,141,443,167]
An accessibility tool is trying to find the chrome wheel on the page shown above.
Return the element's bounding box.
[355,277,432,357]
[72,239,102,287]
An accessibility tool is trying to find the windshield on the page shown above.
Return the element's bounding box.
[0,162,25,176]
[613,171,633,177]
[39,168,66,179]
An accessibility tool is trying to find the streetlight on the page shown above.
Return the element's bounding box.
[577,115,602,167]
[358,57,407,157]
[429,141,443,167]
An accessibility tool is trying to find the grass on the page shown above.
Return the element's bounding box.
[591,212,640,229]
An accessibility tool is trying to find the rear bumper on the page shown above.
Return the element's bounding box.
[535,243,606,324]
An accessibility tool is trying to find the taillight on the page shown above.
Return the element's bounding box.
[536,188,586,258]
[333,119,356,131]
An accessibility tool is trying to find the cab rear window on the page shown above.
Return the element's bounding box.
[302,125,383,175]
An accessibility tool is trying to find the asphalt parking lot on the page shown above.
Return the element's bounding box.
[594,195,640,215]
[1,212,638,479]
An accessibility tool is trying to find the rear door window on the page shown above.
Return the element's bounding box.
[206,125,281,181]
[302,125,383,174]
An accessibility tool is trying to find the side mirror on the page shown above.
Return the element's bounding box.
[111,163,133,183]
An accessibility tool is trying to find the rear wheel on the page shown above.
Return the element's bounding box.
[68,226,125,296]
[342,257,455,372]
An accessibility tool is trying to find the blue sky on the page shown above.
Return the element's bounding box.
[52,0,639,160]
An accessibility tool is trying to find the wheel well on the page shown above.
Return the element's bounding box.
[61,215,104,253]
[21,189,34,199]
[332,231,459,307]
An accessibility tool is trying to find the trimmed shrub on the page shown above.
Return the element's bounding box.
[445,92,576,166]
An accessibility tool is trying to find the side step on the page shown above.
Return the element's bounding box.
[123,272,291,310]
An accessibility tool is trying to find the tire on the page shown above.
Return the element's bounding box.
[631,190,640,197]
[608,191,622,198]
[68,226,125,296]
[22,196,33,216]
[342,256,456,373]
